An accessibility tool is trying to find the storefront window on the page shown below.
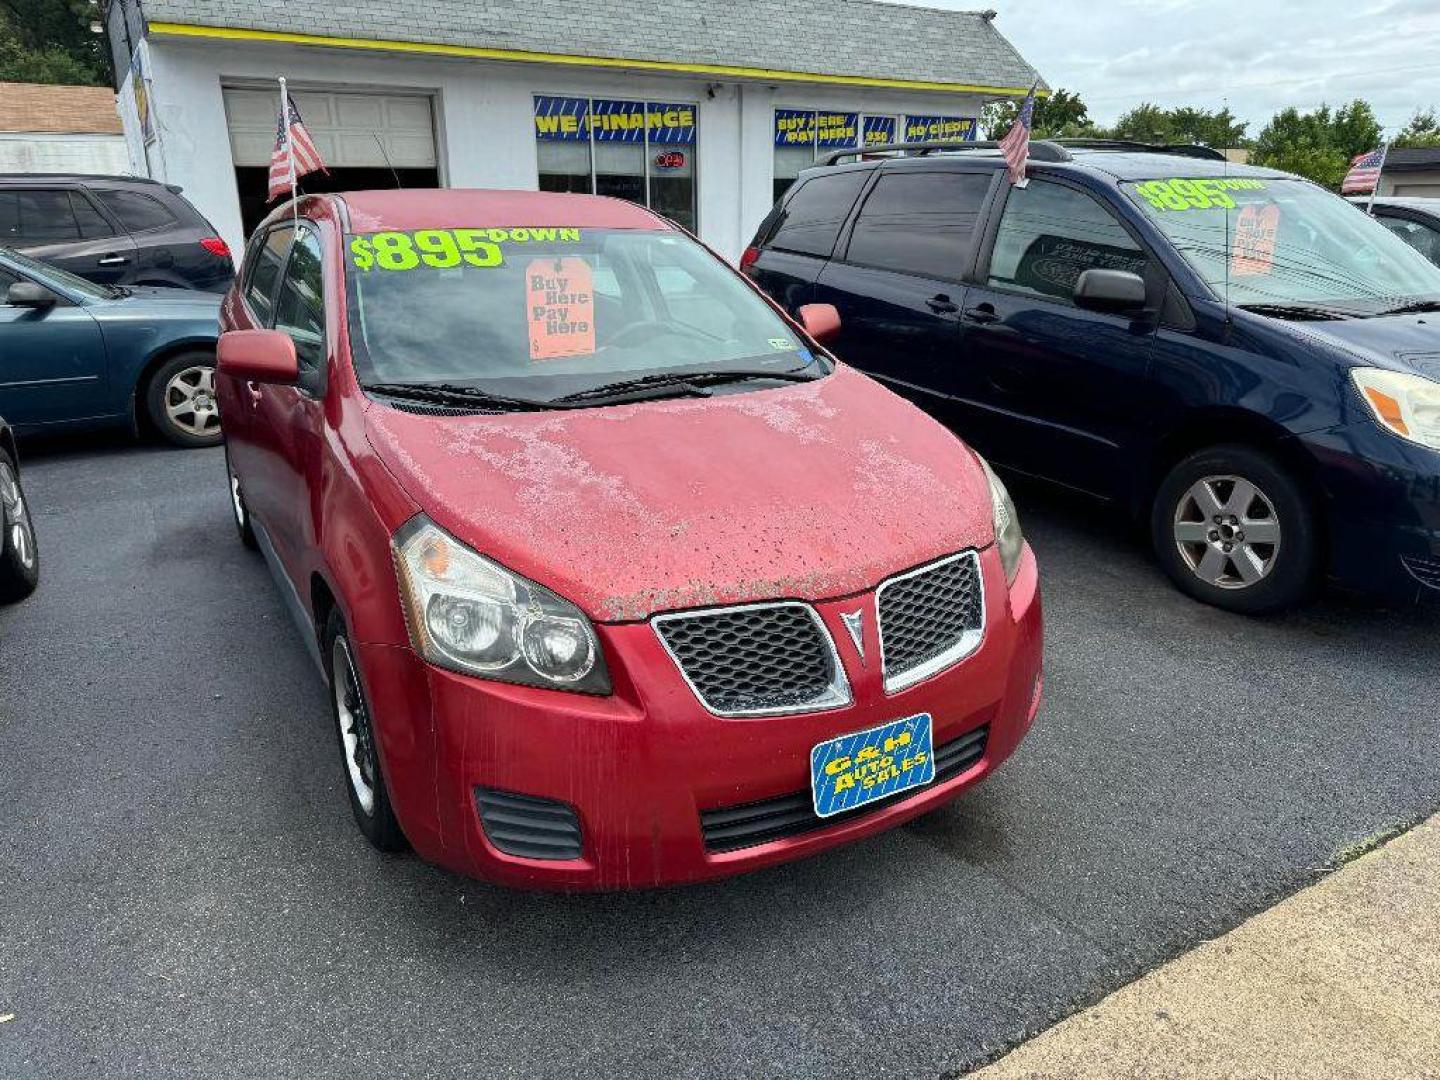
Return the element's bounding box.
[534,96,697,232]
[776,109,955,200]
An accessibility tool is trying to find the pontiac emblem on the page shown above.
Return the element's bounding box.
[840,609,866,661]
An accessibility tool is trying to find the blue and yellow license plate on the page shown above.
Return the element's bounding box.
[810,713,935,819]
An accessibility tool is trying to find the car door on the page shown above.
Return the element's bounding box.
[250,223,329,578]
[0,263,110,427]
[810,167,995,429]
[91,188,188,287]
[957,177,1165,496]
[746,167,871,313]
[0,187,138,286]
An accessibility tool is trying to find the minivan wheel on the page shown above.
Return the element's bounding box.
[324,608,407,852]
[1152,444,1317,615]
[224,446,258,550]
[0,449,39,603]
[146,351,223,448]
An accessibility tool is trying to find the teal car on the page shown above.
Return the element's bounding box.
[0,246,222,446]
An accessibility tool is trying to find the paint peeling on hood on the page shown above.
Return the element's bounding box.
[364,366,995,623]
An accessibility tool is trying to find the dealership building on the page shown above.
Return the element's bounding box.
[103,0,1044,262]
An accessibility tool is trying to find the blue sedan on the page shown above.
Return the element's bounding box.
[0,246,222,446]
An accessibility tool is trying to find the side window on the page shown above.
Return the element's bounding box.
[1379,216,1440,265]
[244,226,294,324]
[986,181,1148,303]
[93,189,178,234]
[843,170,992,280]
[0,267,21,296]
[272,228,326,387]
[2,189,82,242]
[69,192,114,238]
[767,170,870,258]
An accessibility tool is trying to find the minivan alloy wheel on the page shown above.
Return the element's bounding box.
[1173,474,1282,590]
[0,461,34,572]
[332,636,378,816]
[164,364,221,438]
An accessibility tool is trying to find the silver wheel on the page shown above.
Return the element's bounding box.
[0,462,35,572]
[163,365,221,437]
[1173,474,1282,590]
[331,636,377,816]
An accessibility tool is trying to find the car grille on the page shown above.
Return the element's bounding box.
[653,602,850,716]
[877,552,985,693]
[1402,554,1440,591]
[475,787,583,861]
[699,724,989,853]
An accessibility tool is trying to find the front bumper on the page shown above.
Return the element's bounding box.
[1301,420,1440,599]
[359,543,1043,891]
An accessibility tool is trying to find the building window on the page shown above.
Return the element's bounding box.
[534,96,697,232]
[772,109,977,201]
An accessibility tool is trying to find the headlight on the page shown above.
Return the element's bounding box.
[1352,368,1440,450]
[393,516,610,694]
[978,455,1025,584]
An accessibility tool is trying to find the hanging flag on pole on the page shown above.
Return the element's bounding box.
[267,78,327,203]
[1341,146,1387,197]
[999,82,1038,188]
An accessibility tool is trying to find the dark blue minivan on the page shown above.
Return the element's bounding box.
[744,140,1440,613]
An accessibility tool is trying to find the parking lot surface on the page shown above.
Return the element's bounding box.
[2,438,1437,1080]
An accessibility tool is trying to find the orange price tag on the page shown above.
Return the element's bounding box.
[1230,203,1280,277]
[526,256,595,361]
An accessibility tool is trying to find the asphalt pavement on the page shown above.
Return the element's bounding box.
[1,436,1437,1080]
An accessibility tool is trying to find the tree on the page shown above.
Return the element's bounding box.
[982,88,1095,140]
[1110,103,1248,148]
[1395,107,1440,149]
[1251,100,1383,188]
[0,0,108,85]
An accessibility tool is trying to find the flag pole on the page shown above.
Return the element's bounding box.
[280,76,299,228]
[1366,142,1388,215]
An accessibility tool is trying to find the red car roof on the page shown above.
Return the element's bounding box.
[333,189,671,233]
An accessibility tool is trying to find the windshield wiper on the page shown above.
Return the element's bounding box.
[1377,300,1440,316]
[1238,302,1357,322]
[363,381,558,412]
[549,367,819,406]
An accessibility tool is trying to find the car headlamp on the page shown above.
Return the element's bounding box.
[1351,367,1440,451]
[978,455,1025,584]
[393,516,610,694]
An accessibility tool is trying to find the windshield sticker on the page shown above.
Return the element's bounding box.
[349,228,583,272]
[768,337,795,350]
[1230,203,1281,277]
[526,257,595,361]
[1135,178,1267,212]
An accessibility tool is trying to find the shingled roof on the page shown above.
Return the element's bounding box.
[0,82,123,134]
[141,0,1045,94]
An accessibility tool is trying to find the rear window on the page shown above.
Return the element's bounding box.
[94,189,178,233]
[843,170,992,280]
[767,170,869,258]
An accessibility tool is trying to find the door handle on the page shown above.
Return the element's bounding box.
[97,254,129,266]
[925,294,959,315]
[963,303,999,325]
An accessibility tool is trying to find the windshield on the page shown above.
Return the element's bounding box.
[343,226,821,401]
[0,246,118,300]
[1122,177,1440,312]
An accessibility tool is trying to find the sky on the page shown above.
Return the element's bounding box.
[887,0,1440,138]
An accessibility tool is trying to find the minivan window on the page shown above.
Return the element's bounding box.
[844,170,991,279]
[273,228,326,383]
[94,189,178,233]
[244,226,293,323]
[988,181,1147,303]
[1123,177,1440,311]
[344,227,817,398]
[768,170,869,258]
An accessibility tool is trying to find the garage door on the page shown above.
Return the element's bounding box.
[1394,183,1440,198]
[223,87,436,170]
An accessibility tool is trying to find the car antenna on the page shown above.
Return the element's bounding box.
[372,134,402,188]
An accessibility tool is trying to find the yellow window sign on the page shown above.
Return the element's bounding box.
[348,228,583,272]
[1134,177,1268,212]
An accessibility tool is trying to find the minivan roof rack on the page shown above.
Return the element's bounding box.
[1052,139,1228,162]
[820,139,1073,167]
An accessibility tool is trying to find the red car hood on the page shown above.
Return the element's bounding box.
[365,366,995,623]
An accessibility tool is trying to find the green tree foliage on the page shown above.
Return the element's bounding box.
[1394,107,1440,149]
[1251,100,1383,188]
[1109,103,1248,148]
[0,0,108,85]
[982,88,1095,140]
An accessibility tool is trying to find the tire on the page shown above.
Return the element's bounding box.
[224,445,258,550]
[324,607,407,852]
[145,351,223,448]
[1151,444,1318,615]
[0,448,39,603]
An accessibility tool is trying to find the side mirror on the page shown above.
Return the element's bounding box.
[797,302,841,346]
[1073,269,1147,315]
[7,281,56,308]
[217,329,299,385]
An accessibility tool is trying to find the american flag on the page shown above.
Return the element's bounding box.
[267,89,327,203]
[1341,146,1386,195]
[999,84,1037,187]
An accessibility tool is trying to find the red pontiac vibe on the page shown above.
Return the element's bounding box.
[216,189,1043,890]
